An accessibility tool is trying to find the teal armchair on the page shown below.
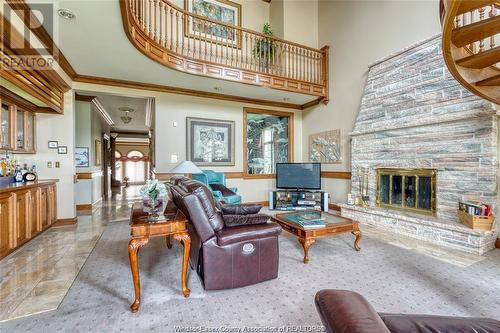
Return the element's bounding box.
[192,170,242,205]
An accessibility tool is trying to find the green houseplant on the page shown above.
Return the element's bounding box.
[252,23,276,73]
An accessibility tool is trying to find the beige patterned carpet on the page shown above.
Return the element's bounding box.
[1,219,500,332]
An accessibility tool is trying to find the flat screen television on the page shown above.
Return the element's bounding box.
[276,163,321,190]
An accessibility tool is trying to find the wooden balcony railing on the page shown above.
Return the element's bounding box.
[440,0,500,104]
[120,0,329,101]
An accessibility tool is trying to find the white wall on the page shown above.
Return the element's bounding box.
[302,0,442,204]
[36,90,76,219]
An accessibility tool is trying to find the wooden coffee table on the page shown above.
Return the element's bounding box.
[272,210,362,264]
[128,201,191,313]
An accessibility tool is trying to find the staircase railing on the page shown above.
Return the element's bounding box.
[120,0,329,100]
[440,0,499,104]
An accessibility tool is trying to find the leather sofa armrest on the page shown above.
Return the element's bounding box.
[217,222,281,246]
[220,204,262,215]
[379,313,500,333]
[315,290,391,333]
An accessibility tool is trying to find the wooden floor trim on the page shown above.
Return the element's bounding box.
[329,203,341,211]
[496,238,500,249]
[53,217,78,226]
[76,204,93,211]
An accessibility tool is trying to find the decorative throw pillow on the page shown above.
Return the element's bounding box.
[220,204,262,215]
[222,213,269,227]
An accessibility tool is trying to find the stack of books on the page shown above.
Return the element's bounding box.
[458,201,492,216]
[296,213,326,229]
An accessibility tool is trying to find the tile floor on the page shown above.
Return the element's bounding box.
[0,189,490,322]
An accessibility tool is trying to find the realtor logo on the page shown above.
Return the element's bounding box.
[1,2,58,70]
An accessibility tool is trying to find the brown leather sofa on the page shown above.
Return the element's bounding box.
[168,176,281,290]
[315,289,500,333]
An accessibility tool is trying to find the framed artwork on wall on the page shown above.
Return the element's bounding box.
[95,139,102,166]
[57,146,67,154]
[186,117,235,166]
[75,147,89,167]
[184,0,242,48]
[309,129,342,163]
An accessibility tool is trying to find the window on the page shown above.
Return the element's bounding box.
[115,151,122,159]
[244,108,293,178]
[127,150,144,159]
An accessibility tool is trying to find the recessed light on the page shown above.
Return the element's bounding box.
[57,8,76,20]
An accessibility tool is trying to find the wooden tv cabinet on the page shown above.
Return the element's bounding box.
[269,190,329,212]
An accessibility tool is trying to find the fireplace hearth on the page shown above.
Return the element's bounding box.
[376,168,436,216]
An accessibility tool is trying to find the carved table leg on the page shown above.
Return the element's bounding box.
[298,238,315,264]
[128,237,149,313]
[352,227,362,251]
[166,235,172,249]
[174,232,191,297]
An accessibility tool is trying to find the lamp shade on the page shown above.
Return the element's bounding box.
[170,160,203,174]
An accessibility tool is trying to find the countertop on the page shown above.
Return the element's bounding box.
[0,179,58,194]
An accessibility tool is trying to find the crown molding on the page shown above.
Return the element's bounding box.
[74,74,306,110]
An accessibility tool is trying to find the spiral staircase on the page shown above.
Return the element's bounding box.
[441,0,500,104]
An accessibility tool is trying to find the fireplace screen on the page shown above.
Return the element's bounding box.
[376,168,436,215]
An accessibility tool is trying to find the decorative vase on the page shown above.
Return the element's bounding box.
[143,196,164,221]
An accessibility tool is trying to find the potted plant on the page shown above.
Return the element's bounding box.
[252,23,276,73]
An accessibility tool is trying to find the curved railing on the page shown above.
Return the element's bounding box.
[440,0,499,104]
[120,0,329,101]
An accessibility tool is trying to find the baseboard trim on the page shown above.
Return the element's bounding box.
[53,217,77,226]
[329,203,341,211]
[496,238,500,249]
[76,204,93,211]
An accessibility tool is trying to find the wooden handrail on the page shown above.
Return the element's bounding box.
[440,0,499,104]
[120,0,329,98]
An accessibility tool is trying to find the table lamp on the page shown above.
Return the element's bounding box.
[170,160,203,176]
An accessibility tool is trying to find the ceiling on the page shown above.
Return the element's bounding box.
[77,91,151,133]
[32,0,313,105]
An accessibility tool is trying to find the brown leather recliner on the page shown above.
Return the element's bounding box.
[168,177,281,290]
[315,289,500,333]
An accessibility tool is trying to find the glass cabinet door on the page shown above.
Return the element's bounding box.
[16,110,26,150]
[27,113,35,152]
[1,103,12,149]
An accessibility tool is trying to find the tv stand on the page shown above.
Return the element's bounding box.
[269,190,329,212]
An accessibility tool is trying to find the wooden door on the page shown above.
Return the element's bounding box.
[29,188,41,235]
[15,190,30,244]
[0,193,14,258]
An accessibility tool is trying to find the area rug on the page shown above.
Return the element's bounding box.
[2,220,500,332]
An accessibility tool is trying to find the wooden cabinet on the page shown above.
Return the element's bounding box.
[0,181,57,260]
[0,193,14,259]
[0,96,37,154]
[15,190,30,244]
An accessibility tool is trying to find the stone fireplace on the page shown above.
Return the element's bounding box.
[340,35,498,254]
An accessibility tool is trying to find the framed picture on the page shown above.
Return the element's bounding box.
[95,140,102,166]
[187,117,235,166]
[75,147,89,167]
[48,141,58,149]
[184,0,242,48]
[57,146,67,154]
[309,129,342,163]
